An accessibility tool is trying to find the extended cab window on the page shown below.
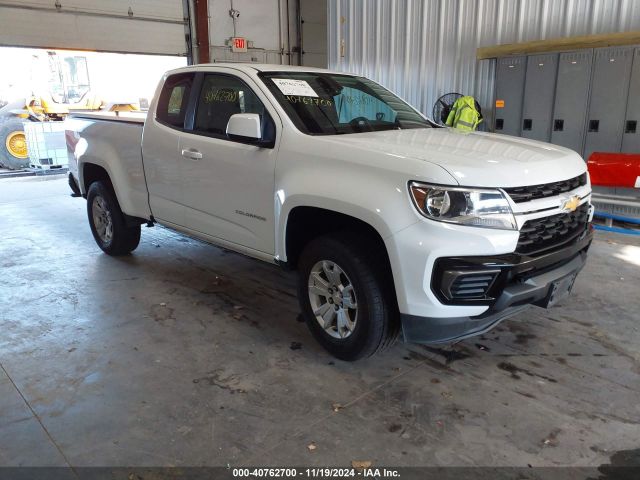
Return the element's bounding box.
[156,72,194,128]
[194,74,272,139]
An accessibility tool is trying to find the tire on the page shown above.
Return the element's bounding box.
[297,232,399,361]
[0,117,30,170]
[86,181,141,255]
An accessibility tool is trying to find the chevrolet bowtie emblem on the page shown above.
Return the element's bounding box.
[561,195,580,212]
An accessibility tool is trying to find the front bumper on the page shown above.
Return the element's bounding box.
[400,227,592,344]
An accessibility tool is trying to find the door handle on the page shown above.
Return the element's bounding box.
[181,148,202,160]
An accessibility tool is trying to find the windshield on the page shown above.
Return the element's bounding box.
[47,53,90,104]
[259,72,434,135]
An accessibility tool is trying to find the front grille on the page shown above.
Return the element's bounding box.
[517,203,590,255]
[448,272,498,299]
[504,173,587,203]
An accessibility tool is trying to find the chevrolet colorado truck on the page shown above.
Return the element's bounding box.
[66,64,594,360]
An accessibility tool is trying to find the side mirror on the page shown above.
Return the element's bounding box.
[226,113,261,142]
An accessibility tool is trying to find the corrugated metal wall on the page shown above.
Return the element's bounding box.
[328,0,640,124]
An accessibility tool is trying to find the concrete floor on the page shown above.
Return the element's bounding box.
[1,175,639,468]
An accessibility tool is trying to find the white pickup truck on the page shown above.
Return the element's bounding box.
[66,64,594,360]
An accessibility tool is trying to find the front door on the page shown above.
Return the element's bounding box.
[179,71,279,254]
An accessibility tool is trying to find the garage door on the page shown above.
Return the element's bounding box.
[0,0,187,56]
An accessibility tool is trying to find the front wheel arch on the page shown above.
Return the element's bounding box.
[284,206,393,270]
[297,231,400,360]
[283,205,399,307]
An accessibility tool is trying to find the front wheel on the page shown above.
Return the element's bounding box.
[87,181,141,255]
[297,233,399,361]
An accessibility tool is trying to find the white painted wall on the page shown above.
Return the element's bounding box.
[209,0,282,50]
[208,0,298,64]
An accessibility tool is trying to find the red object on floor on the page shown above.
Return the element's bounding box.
[587,152,640,188]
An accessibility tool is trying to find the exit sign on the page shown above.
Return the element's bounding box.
[231,37,247,53]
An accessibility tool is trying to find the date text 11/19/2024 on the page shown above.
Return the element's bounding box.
[231,467,401,478]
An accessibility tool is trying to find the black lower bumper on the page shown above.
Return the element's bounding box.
[401,230,592,344]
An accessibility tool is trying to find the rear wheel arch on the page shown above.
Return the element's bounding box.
[81,162,146,227]
[81,162,114,195]
[86,181,141,255]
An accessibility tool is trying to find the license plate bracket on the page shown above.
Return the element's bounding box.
[542,273,577,308]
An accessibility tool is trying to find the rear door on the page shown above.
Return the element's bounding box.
[142,72,195,226]
[178,70,280,254]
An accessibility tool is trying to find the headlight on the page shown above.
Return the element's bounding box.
[409,182,517,230]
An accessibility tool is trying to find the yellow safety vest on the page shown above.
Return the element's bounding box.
[445,96,482,131]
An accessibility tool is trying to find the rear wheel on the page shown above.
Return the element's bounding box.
[297,232,399,361]
[0,118,30,170]
[87,181,141,255]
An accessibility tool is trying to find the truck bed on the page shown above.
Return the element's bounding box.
[65,112,151,220]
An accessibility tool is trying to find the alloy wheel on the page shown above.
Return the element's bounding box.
[307,260,358,339]
[92,196,113,244]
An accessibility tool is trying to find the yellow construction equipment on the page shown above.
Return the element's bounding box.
[0,51,139,170]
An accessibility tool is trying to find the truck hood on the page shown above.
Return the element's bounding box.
[320,127,586,188]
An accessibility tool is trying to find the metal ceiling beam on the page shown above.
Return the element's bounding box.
[194,0,210,63]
